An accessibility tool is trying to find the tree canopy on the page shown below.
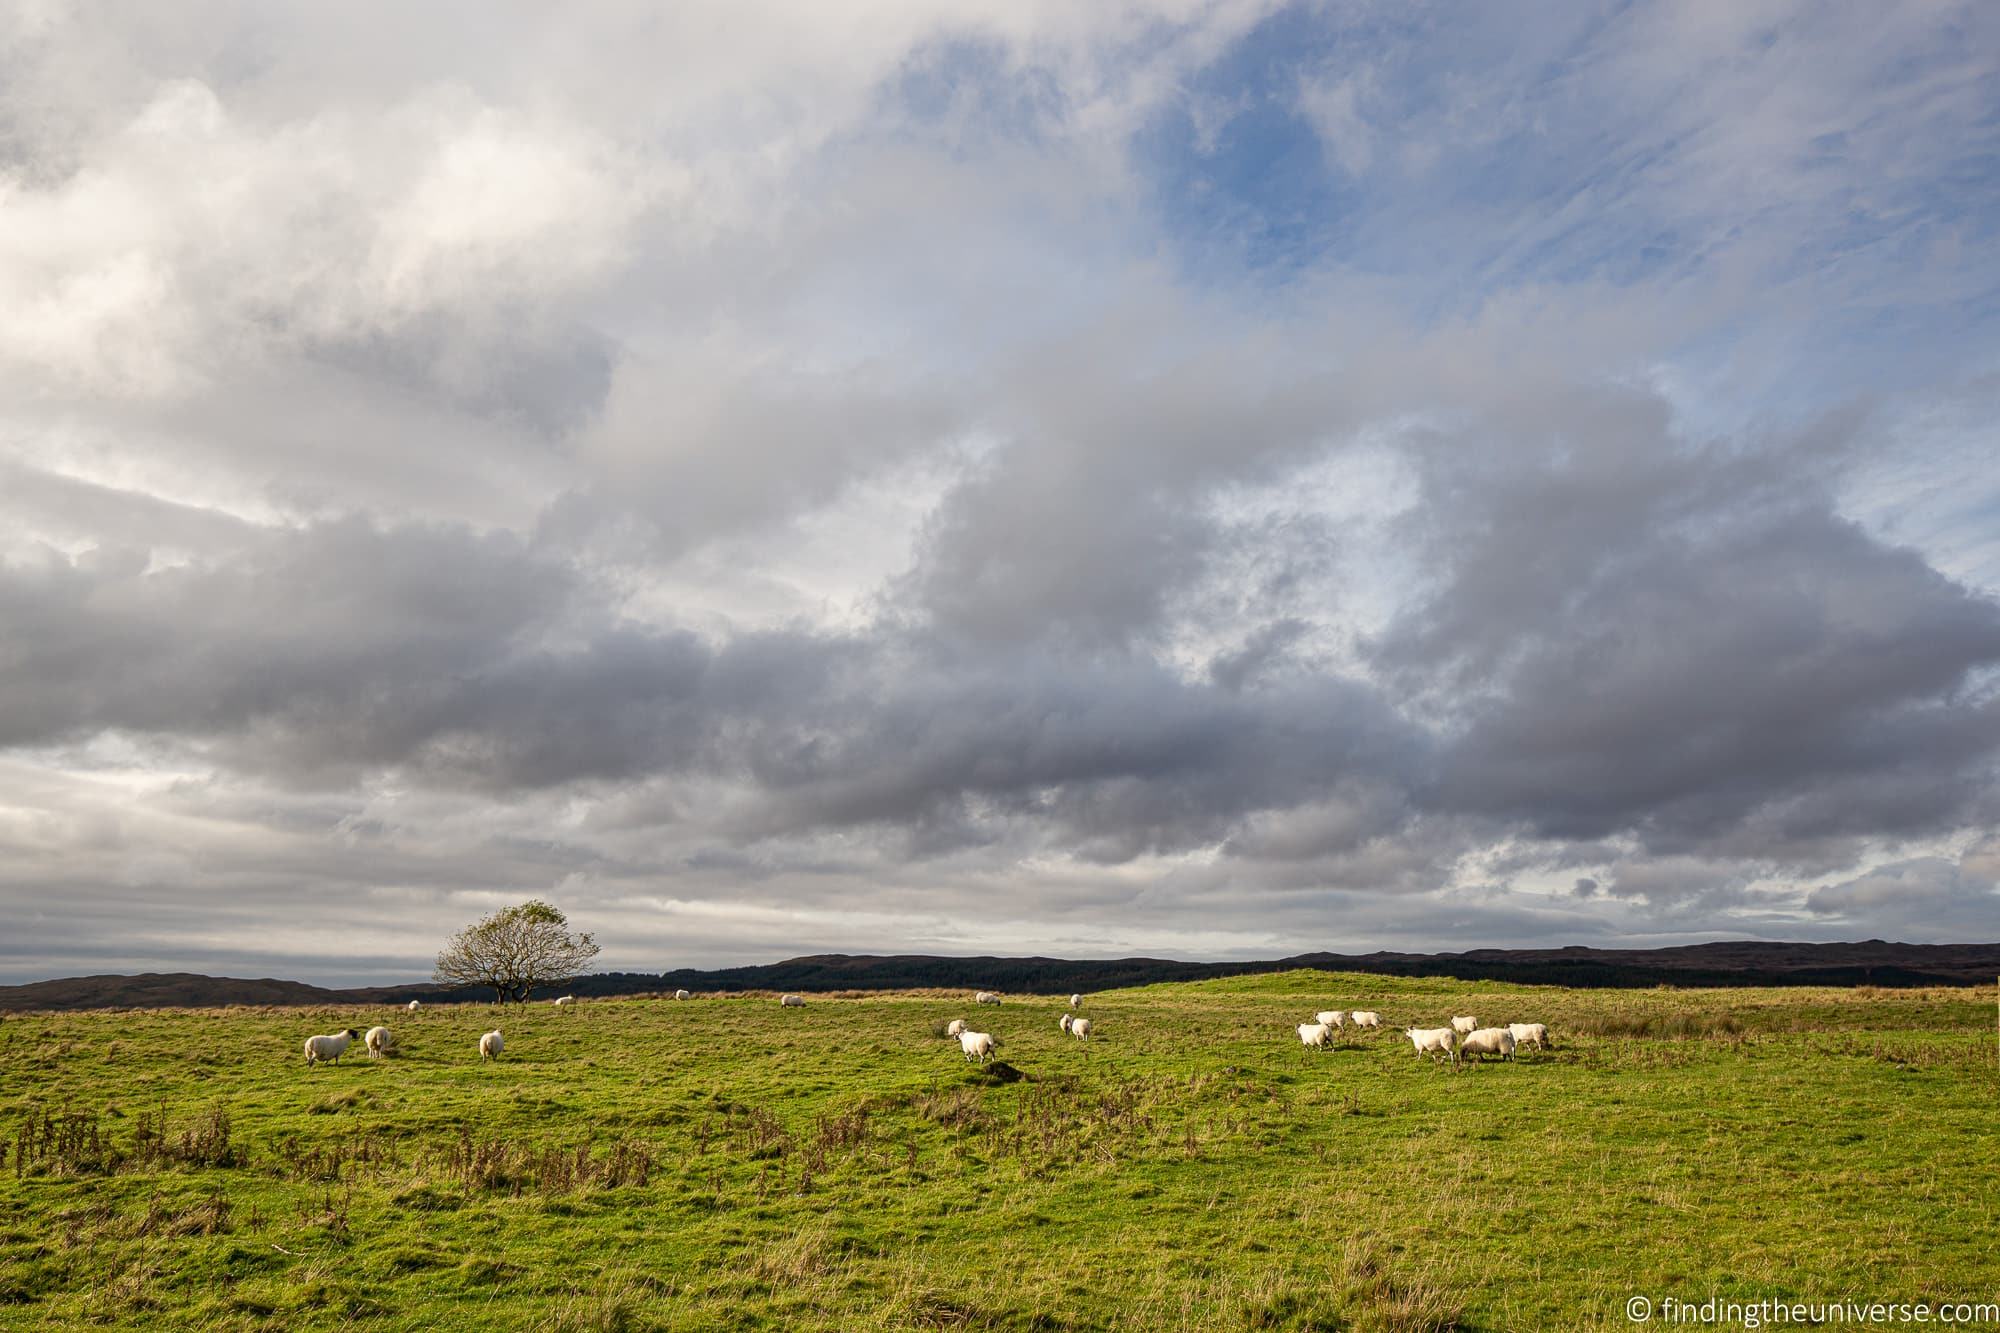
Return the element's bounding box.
[434,900,600,1004]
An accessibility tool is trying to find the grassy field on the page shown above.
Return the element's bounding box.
[1,971,1996,1331]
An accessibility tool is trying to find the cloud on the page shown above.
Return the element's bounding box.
[1805,843,2000,937]
[1,2,1997,982]
[1375,400,2000,860]
[0,80,659,399]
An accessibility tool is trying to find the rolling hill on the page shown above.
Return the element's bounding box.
[3,939,1994,1010]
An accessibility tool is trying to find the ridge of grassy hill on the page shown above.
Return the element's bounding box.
[5,939,1997,1012]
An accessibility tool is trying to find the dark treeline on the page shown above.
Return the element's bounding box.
[3,940,1995,1011]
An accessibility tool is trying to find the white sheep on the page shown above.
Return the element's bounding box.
[303,1028,362,1067]
[364,1026,392,1059]
[1459,1027,1516,1062]
[553,995,575,1008]
[780,994,806,1007]
[959,1030,996,1064]
[1451,1015,1478,1035]
[1350,1011,1382,1030]
[479,1029,504,1061]
[1059,1013,1073,1033]
[674,989,691,1001]
[1507,1022,1548,1051]
[946,1018,967,1037]
[1297,1021,1334,1050]
[1069,993,1083,1010]
[1069,1017,1092,1042]
[1405,1026,1458,1064]
[407,999,422,1013]
[1314,1010,1347,1030]
[974,991,1001,1005]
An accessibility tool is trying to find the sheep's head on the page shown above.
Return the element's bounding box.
[343,1027,362,1038]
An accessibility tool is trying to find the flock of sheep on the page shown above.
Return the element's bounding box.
[934,991,1090,1065]
[298,987,1550,1074]
[1298,1009,1552,1066]
[300,1019,508,1066]
[299,991,606,1067]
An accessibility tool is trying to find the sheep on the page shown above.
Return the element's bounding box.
[1069,1017,1092,1041]
[364,1025,392,1059]
[974,991,1001,1005]
[1350,1011,1382,1030]
[674,989,691,1001]
[1297,1021,1334,1050]
[553,995,575,1008]
[407,999,422,1013]
[1507,1022,1548,1051]
[479,1030,504,1061]
[1450,1015,1477,1035]
[1069,993,1083,1010]
[303,1028,362,1067]
[1459,1027,1516,1062]
[780,994,806,1007]
[1059,1013,1073,1033]
[1405,1026,1458,1064]
[959,1030,996,1064]
[946,1018,967,1037]
[1314,1010,1347,1030]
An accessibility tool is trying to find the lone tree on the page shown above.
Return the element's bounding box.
[434,900,600,1004]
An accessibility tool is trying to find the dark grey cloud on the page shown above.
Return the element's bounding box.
[0,518,570,756]
[1375,403,2000,862]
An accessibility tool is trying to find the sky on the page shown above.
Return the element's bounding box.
[2,1,1998,986]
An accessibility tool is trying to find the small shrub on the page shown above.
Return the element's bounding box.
[133,1103,240,1168]
[14,1108,118,1177]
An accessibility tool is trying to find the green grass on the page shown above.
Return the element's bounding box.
[1,972,1996,1331]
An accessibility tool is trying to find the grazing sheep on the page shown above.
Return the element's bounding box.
[553,995,575,1008]
[1059,1013,1073,1033]
[1314,1010,1348,1030]
[1069,994,1083,1010]
[1507,1022,1548,1051]
[1297,1021,1334,1050]
[959,1030,997,1064]
[674,989,691,1001]
[946,1018,967,1037]
[1069,1017,1092,1041]
[974,991,1001,1005]
[780,994,806,1007]
[303,1029,362,1067]
[407,999,422,1013]
[1459,1027,1516,1062]
[1405,1026,1458,1064]
[1350,1011,1382,1030]
[364,1026,392,1059]
[479,1030,504,1061]
[1450,1015,1477,1035]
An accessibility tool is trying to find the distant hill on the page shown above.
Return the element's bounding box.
[2,940,1994,1012]
[0,972,355,1011]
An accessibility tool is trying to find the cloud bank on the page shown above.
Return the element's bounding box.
[3,1,1997,982]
